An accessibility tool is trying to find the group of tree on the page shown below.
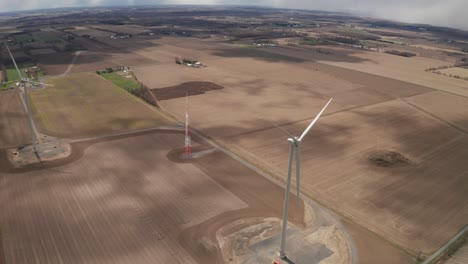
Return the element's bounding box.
[175,57,198,65]
[384,50,416,58]
[96,68,114,74]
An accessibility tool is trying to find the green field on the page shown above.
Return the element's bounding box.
[0,82,14,91]
[15,33,62,43]
[101,72,140,91]
[6,63,45,82]
[29,72,169,138]
[6,67,20,82]
[14,34,34,43]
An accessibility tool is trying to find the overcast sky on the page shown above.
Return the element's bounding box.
[1,0,467,30]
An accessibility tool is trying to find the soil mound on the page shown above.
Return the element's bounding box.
[368,150,411,167]
[152,81,223,100]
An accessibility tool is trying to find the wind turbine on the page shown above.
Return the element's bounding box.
[277,98,333,260]
[4,42,44,154]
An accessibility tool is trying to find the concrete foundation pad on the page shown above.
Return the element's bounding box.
[7,141,71,167]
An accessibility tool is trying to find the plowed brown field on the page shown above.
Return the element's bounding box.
[133,39,468,255]
[225,99,468,254]
[0,131,306,264]
[0,90,31,148]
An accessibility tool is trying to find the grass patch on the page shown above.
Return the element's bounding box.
[5,63,45,82]
[6,67,20,82]
[0,81,15,90]
[233,43,256,48]
[29,72,169,138]
[101,72,140,92]
[335,28,381,40]
[15,33,62,43]
[14,34,34,43]
[34,35,62,43]
[299,37,333,46]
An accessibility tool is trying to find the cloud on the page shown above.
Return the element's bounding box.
[267,0,468,30]
[0,0,466,30]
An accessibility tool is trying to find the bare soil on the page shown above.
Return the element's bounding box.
[225,100,468,254]
[407,91,468,133]
[0,90,31,149]
[36,37,156,75]
[342,219,414,264]
[305,48,468,97]
[0,131,306,264]
[152,81,223,100]
[132,39,468,255]
[0,226,5,264]
[35,52,75,75]
[174,146,306,264]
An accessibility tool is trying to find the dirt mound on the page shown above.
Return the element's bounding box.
[368,150,411,167]
[216,218,280,262]
[152,81,223,101]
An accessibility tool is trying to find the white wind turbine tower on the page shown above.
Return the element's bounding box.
[276,98,333,260]
[4,42,45,154]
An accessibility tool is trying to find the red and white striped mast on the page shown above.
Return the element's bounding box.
[184,92,192,157]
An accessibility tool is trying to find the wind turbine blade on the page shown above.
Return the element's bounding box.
[296,144,300,200]
[269,120,294,138]
[279,139,295,256]
[298,98,333,142]
[3,42,23,79]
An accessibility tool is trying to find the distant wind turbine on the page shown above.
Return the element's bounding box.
[277,98,333,259]
[4,42,46,154]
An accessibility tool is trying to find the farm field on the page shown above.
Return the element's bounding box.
[136,40,431,137]
[342,219,414,264]
[436,67,468,79]
[14,31,62,44]
[445,244,468,264]
[406,91,468,132]
[133,39,468,255]
[2,5,468,263]
[29,72,169,138]
[0,131,308,264]
[218,43,468,96]
[0,90,31,148]
[309,49,468,97]
[36,37,156,75]
[223,99,468,254]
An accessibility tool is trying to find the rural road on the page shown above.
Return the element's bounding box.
[63,51,81,75]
